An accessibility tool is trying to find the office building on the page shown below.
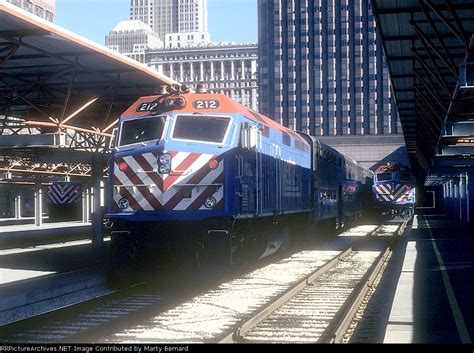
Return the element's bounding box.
[105,20,162,63]
[6,0,55,22]
[147,43,259,110]
[258,0,407,169]
[130,0,208,42]
[165,31,211,49]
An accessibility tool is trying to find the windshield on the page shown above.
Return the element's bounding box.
[376,173,392,181]
[400,173,411,181]
[172,115,230,144]
[119,116,166,146]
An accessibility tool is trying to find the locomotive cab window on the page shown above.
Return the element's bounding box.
[400,173,411,181]
[119,116,167,146]
[173,115,231,144]
[376,173,392,181]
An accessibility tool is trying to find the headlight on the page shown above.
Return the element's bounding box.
[158,153,172,174]
[159,164,171,174]
[159,153,172,165]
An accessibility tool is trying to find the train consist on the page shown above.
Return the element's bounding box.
[47,181,82,221]
[372,162,415,218]
[105,86,373,267]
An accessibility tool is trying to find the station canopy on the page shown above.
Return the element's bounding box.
[0,2,178,180]
[372,0,474,183]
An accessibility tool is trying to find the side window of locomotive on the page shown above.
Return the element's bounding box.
[376,173,392,182]
[119,116,166,146]
[173,115,230,144]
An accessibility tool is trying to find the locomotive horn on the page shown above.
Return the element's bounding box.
[158,85,169,95]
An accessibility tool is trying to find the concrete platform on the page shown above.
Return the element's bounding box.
[383,215,474,344]
[0,222,91,249]
[0,217,49,227]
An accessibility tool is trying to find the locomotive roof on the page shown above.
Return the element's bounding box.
[375,163,410,174]
[121,93,309,145]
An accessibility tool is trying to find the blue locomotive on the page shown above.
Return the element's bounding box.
[105,86,373,266]
[373,162,415,218]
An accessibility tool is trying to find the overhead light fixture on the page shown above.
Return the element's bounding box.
[61,97,99,126]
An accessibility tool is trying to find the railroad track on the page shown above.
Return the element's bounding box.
[219,222,406,343]
[0,266,196,344]
[96,224,396,343]
[0,223,404,344]
[0,267,116,327]
[0,248,286,343]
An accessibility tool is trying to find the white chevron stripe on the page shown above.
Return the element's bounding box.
[113,151,225,211]
[51,184,75,199]
[158,153,214,205]
[48,194,61,204]
[161,151,190,184]
[393,184,407,201]
[68,192,81,204]
[378,184,390,195]
[174,163,224,210]
[49,184,80,204]
[141,152,159,171]
[172,153,215,186]
[114,158,165,209]
[114,166,153,210]
[123,156,156,186]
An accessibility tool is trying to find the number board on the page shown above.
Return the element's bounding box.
[193,100,220,109]
[136,102,159,112]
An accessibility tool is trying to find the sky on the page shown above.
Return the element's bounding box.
[56,0,258,45]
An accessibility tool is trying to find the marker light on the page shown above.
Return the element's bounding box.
[208,159,219,170]
[118,162,128,171]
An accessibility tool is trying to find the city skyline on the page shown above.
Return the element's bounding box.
[56,0,257,46]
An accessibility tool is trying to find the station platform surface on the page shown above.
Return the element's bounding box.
[383,214,474,344]
[0,217,49,227]
[0,222,91,249]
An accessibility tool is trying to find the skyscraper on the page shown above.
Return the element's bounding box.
[130,0,207,42]
[258,0,407,169]
[105,20,163,63]
[6,0,55,22]
[178,0,208,33]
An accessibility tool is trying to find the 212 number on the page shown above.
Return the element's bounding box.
[193,100,220,109]
[137,102,159,112]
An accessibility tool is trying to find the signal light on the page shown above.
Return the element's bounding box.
[118,162,128,171]
[208,159,219,170]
